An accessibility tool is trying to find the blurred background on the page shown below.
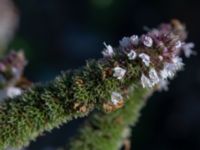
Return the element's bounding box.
[1,0,200,149]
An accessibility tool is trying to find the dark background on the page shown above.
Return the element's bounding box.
[9,0,200,149]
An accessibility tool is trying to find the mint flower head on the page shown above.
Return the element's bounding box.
[101,19,195,91]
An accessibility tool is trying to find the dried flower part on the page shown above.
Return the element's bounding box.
[73,102,81,109]
[113,66,126,80]
[15,76,32,90]
[78,105,87,113]
[139,53,150,67]
[102,67,113,79]
[73,102,91,113]
[127,50,137,60]
[75,78,84,87]
[103,100,124,113]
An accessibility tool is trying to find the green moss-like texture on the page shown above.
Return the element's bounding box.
[0,58,141,149]
[66,85,151,150]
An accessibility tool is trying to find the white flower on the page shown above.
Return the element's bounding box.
[175,40,182,49]
[149,68,160,85]
[142,36,153,47]
[113,66,126,80]
[111,92,123,105]
[161,63,177,79]
[139,53,150,67]
[141,69,160,88]
[6,87,22,98]
[158,79,169,91]
[127,50,137,60]
[130,35,139,45]
[171,57,184,70]
[141,74,153,88]
[160,57,184,79]
[160,68,170,79]
[182,42,196,58]
[119,37,131,47]
[102,42,114,57]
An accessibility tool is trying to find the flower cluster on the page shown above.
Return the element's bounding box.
[102,20,195,105]
[0,51,26,86]
[0,51,27,100]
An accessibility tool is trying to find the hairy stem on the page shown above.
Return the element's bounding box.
[66,85,152,150]
[0,59,138,149]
